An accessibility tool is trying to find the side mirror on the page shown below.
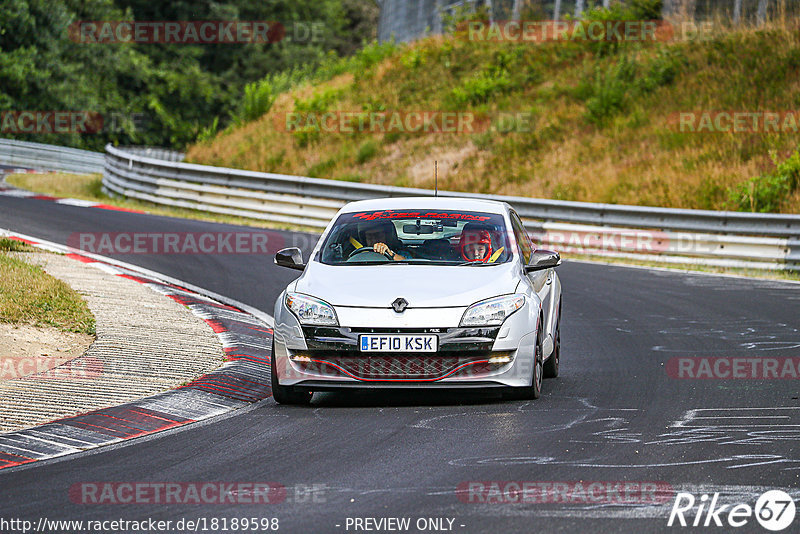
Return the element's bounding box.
[525,250,561,272]
[275,247,305,271]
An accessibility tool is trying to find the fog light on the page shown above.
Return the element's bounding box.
[488,354,512,364]
[290,354,312,362]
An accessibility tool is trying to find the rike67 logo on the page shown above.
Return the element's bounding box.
[668,490,796,531]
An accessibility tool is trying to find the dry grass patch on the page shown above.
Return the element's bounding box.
[7,171,105,200]
[0,239,95,334]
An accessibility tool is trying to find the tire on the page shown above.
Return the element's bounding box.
[543,300,561,379]
[270,340,313,405]
[503,325,543,401]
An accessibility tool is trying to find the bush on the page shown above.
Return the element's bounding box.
[196,117,219,143]
[292,126,320,148]
[628,0,664,20]
[294,87,343,114]
[288,87,347,147]
[362,97,387,113]
[449,74,512,107]
[728,150,800,212]
[639,49,683,91]
[220,40,398,139]
[583,49,683,125]
[237,79,277,123]
[401,47,427,69]
[585,56,638,124]
[356,140,379,163]
[351,40,399,71]
[312,40,399,82]
[0,238,33,252]
[383,131,401,144]
[307,158,337,177]
[447,59,515,108]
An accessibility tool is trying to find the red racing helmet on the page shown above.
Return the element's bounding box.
[459,228,493,262]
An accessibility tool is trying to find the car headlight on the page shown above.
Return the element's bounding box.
[285,293,338,326]
[460,295,525,327]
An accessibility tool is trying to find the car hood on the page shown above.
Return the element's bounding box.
[293,261,520,308]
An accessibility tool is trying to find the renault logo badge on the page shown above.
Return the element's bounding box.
[392,298,408,313]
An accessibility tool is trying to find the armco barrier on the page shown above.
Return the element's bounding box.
[1,139,798,270]
[101,144,799,271]
[0,138,104,174]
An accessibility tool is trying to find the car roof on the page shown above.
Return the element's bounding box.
[338,196,511,215]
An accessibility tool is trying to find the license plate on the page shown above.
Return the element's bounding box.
[359,334,438,353]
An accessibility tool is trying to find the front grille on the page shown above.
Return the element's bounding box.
[292,353,499,381]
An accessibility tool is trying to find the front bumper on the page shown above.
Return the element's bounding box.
[273,326,537,389]
[273,291,539,389]
[294,326,504,381]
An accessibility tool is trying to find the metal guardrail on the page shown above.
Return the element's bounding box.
[0,138,104,175]
[117,146,186,163]
[103,144,800,271]
[0,138,796,271]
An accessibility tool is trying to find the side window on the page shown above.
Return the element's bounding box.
[510,212,533,264]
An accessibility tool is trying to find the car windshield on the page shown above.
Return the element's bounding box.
[318,209,513,266]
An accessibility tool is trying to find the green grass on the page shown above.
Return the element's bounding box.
[0,238,34,253]
[356,140,379,164]
[0,242,96,334]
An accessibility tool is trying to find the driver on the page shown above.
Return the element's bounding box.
[459,227,504,263]
[351,221,406,260]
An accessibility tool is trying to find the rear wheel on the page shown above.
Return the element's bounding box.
[543,300,561,379]
[503,326,543,401]
[270,340,313,405]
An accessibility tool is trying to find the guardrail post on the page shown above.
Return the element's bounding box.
[788,238,800,271]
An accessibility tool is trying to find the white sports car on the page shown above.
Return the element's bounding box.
[271,197,562,404]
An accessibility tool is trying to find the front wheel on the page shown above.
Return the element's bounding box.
[503,328,543,401]
[271,340,313,405]
[543,300,561,379]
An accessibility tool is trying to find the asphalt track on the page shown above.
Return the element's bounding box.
[1,194,799,533]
